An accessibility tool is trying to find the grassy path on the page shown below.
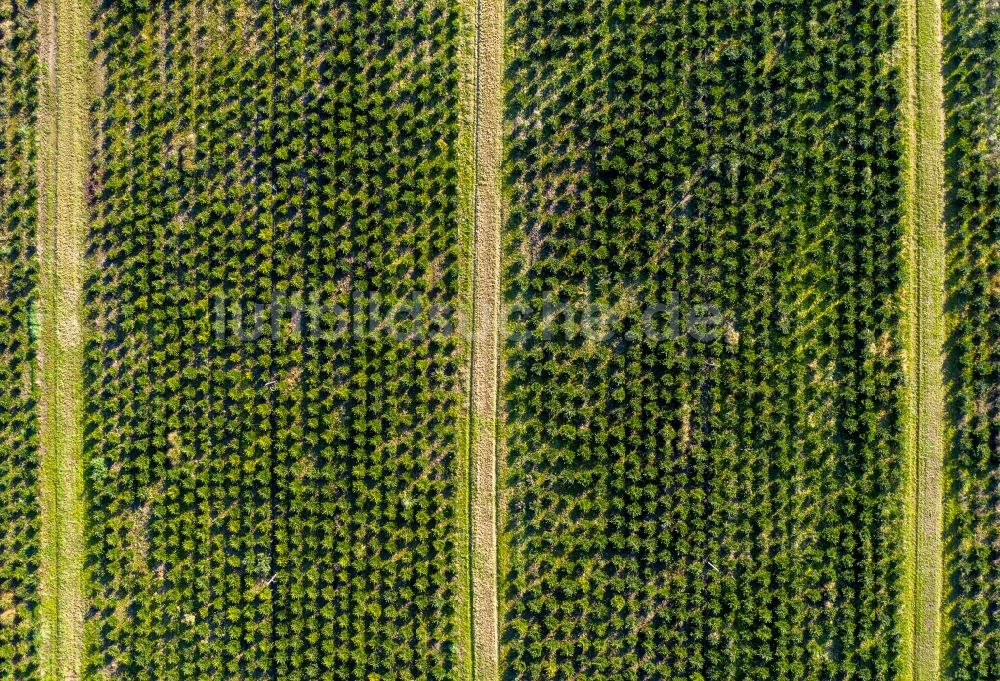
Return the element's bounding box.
[36,0,89,678]
[466,0,504,676]
[456,0,477,677]
[900,0,946,673]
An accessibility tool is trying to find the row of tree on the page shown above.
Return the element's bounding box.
[0,0,40,677]
[944,0,1000,677]
[85,1,466,679]
[501,0,904,678]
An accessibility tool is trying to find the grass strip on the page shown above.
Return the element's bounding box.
[36,0,89,677]
[466,0,504,676]
[900,0,946,673]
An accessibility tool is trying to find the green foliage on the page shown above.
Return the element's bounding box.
[944,0,1000,677]
[84,1,464,678]
[501,0,905,678]
[0,0,40,676]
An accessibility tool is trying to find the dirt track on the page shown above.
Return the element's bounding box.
[467,0,504,677]
[900,0,946,674]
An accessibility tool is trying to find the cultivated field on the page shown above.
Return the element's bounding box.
[942,0,1000,675]
[83,0,470,677]
[0,0,996,679]
[500,0,907,677]
[0,0,40,676]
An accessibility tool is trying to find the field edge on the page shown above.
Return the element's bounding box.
[456,0,477,676]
